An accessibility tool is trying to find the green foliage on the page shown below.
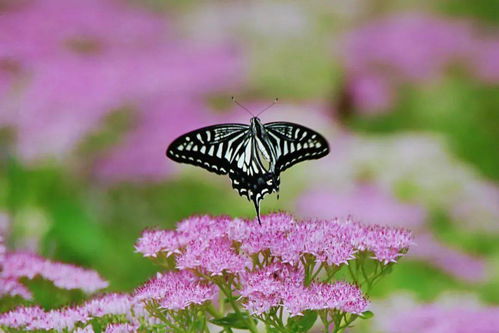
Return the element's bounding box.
[210,312,257,330]
[286,311,318,332]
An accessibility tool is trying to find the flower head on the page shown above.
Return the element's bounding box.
[240,263,368,316]
[176,237,250,275]
[134,229,182,258]
[2,252,108,293]
[134,271,217,310]
[104,323,138,333]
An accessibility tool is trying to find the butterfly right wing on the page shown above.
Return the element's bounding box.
[264,122,330,173]
[166,124,249,175]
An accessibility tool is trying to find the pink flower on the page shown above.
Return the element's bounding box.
[135,229,182,258]
[229,214,412,265]
[297,184,426,229]
[386,302,499,333]
[0,292,144,330]
[283,282,369,317]
[0,234,5,267]
[105,323,138,333]
[177,215,231,244]
[134,271,217,310]
[470,39,499,83]
[81,293,133,318]
[177,237,251,275]
[342,13,499,112]
[0,306,46,329]
[352,223,414,264]
[0,306,87,331]
[0,0,242,165]
[137,214,413,266]
[0,277,32,299]
[74,326,95,333]
[410,234,486,283]
[135,215,231,258]
[240,263,304,314]
[227,213,297,256]
[240,263,368,316]
[2,252,108,293]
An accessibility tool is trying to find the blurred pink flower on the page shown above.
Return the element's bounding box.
[0,277,32,300]
[471,39,499,83]
[134,271,217,310]
[104,323,138,333]
[75,326,95,333]
[343,13,499,113]
[410,233,486,283]
[0,0,242,166]
[1,252,108,294]
[297,184,426,229]
[386,302,499,333]
[0,292,146,331]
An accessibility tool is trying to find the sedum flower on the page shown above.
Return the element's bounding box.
[0,293,144,331]
[240,263,368,316]
[176,237,251,275]
[1,252,108,293]
[134,229,182,258]
[104,323,138,333]
[136,213,412,267]
[0,277,32,299]
[134,271,217,310]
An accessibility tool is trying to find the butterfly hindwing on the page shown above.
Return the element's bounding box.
[166,124,249,175]
[265,122,329,173]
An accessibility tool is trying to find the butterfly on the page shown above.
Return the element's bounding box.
[166,105,329,224]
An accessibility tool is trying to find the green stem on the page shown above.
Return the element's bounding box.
[347,264,358,284]
[216,280,258,333]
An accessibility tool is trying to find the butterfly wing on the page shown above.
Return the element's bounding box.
[264,122,330,173]
[166,124,249,175]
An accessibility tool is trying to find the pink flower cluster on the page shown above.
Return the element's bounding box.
[343,13,499,113]
[136,213,413,267]
[0,252,108,297]
[387,303,499,333]
[133,214,411,317]
[0,293,148,331]
[0,0,241,174]
[240,263,368,316]
[134,271,217,310]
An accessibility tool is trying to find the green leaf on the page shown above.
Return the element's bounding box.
[360,311,374,319]
[210,312,256,329]
[286,310,318,332]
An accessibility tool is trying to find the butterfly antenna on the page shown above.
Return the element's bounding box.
[256,98,279,117]
[232,96,254,117]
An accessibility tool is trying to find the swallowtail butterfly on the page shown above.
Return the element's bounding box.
[166,106,329,224]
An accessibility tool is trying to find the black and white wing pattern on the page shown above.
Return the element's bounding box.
[265,122,329,173]
[166,124,249,175]
[166,118,329,225]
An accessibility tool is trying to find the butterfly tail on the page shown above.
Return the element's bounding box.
[253,198,262,225]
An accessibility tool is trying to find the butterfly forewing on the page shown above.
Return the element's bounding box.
[265,122,329,172]
[166,124,249,175]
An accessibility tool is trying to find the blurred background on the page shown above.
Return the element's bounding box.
[0,0,498,330]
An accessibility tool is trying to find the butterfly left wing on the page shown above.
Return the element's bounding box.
[166,124,249,175]
[264,122,329,173]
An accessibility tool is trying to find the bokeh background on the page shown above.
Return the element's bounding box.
[1,0,498,331]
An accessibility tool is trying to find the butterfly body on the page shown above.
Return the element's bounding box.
[166,117,329,224]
